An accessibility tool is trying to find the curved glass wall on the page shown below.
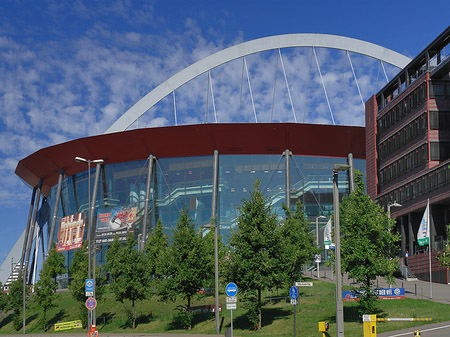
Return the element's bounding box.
[48,154,365,287]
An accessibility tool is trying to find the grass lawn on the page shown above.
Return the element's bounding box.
[0,277,448,336]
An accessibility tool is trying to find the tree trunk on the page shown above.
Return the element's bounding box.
[132,299,135,329]
[258,288,262,330]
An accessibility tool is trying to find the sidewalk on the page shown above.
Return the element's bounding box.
[306,268,450,303]
[2,334,225,337]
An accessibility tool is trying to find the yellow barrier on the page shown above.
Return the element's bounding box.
[54,320,82,331]
[363,315,432,337]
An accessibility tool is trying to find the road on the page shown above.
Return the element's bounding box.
[378,321,450,337]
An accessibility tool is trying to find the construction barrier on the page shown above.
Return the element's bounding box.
[362,315,432,337]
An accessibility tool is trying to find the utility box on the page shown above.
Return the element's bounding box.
[88,324,98,337]
[318,321,329,332]
[363,315,377,337]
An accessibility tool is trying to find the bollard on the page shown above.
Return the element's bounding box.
[414,330,421,337]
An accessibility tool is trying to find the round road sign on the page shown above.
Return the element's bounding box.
[225,282,238,297]
[85,297,97,310]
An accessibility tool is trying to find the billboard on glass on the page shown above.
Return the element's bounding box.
[95,206,137,244]
[56,212,86,252]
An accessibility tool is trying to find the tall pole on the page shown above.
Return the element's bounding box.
[212,150,220,334]
[428,199,432,299]
[87,160,92,329]
[316,215,326,278]
[333,164,349,337]
[141,154,154,251]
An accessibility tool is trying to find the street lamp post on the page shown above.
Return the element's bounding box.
[75,157,103,331]
[316,215,327,278]
[387,201,402,218]
[333,163,350,337]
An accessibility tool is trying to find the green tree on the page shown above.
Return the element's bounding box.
[224,179,283,330]
[34,244,65,330]
[339,170,400,315]
[8,275,28,331]
[69,243,105,327]
[105,232,149,329]
[0,282,7,313]
[437,223,450,268]
[281,200,317,285]
[157,209,207,329]
[144,218,169,284]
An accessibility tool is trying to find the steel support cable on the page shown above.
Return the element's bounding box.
[313,47,336,125]
[347,51,366,112]
[376,59,381,92]
[278,49,297,123]
[208,71,218,123]
[239,57,245,123]
[271,50,279,123]
[290,155,324,215]
[303,48,314,123]
[381,60,389,83]
[244,56,258,123]
[172,91,178,126]
[206,70,210,123]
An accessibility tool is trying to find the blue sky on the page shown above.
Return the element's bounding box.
[0,0,448,264]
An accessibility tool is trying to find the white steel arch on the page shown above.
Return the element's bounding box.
[105,33,411,133]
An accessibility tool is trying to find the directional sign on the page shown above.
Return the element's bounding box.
[290,286,298,300]
[85,279,94,296]
[225,282,238,297]
[85,298,97,310]
[295,282,313,287]
[290,299,299,305]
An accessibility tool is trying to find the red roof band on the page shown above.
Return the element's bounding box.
[15,123,366,197]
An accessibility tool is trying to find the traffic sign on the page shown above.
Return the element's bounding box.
[226,303,237,310]
[290,286,298,300]
[85,279,94,296]
[225,282,238,297]
[85,298,97,310]
[290,299,299,305]
[226,296,237,303]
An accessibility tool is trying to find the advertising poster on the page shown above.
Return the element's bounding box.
[56,212,86,252]
[95,206,137,244]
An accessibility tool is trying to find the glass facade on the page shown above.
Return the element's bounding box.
[49,154,365,286]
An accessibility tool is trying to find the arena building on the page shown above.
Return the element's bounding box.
[2,33,412,288]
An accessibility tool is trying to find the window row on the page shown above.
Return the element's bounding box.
[379,145,428,187]
[378,82,427,135]
[379,163,450,209]
[429,111,450,131]
[429,80,450,98]
[430,142,450,161]
[378,113,428,161]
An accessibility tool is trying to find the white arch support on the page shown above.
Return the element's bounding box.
[105,33,411,133]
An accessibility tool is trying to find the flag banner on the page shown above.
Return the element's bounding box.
[323,219,332,246]
[56,213,86,252]
[95,206,137,244]
[417,203,430,246]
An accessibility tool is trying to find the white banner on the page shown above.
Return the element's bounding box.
[323,219,332,246]
[417,201,430,246]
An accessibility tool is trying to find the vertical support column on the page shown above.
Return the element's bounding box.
[211,150,220,335]
[347,153,354,192]
[285,149,291,209]
[21,187,37,273]
[90,162,102,327]
[48,170,64,255]
[141,154,154,251]
[23,179,42,334]
[401,216,406,259]
[408,213,414,255]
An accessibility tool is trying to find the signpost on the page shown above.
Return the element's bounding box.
[290,286,299,337]
[226,283,238,337]
[85,279,94,297]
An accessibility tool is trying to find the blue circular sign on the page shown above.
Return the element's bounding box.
[290,286,298,300]
[225,282,238,297]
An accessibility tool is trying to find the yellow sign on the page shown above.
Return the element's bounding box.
[54,320,82,331]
